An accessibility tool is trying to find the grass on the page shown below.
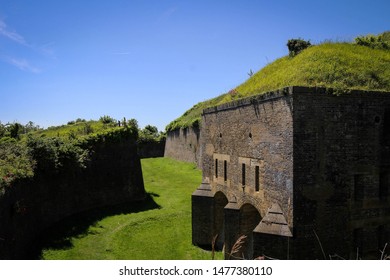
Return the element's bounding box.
[31,120,110,139]
[38,157,221,260]
[166,40,390,131]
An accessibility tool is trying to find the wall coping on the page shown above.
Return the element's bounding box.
[202,86,390,116]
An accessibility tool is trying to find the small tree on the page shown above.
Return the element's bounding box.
[0,122,5,138]
[8,122,23,139]
[127,118,139,129]
[99,115,116,125]
[287,38,311,57]
[143,125,159,138]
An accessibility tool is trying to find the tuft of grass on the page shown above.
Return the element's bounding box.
[167,40,390,131]
[39,157,223,260]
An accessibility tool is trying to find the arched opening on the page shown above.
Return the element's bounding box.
[238,203,261,259]
[213,191,228,250]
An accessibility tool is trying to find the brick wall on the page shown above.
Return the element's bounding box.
[193,88,294,258]
[192,86,390,259]
[164,127,201,167]
[0,135,145,259]
[292,87,390,259]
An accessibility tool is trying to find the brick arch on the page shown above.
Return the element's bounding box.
[236,195,265,218]
[213,191,228,249]
[238,203,261,259]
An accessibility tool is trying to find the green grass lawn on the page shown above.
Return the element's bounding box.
[39,157,220,260]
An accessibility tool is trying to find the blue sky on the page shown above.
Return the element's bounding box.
[1,0,389,131]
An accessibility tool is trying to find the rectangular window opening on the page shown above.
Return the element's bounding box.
[242,163,246,186]
[224,160,227,182]
[255,166,260,192]
[215,159,218,178]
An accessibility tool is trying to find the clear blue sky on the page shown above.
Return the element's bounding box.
[1,0,389,131]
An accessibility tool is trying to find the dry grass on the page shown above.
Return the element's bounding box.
[228,235,247,260]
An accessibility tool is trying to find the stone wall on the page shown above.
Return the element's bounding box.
[0,134,145,259]
[193,88,294,259]
[138,139,166,158]
[192,86,390,259]
[291,87,390,259]
[164,127,201,167]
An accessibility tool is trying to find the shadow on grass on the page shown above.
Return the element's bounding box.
[29,192,160,259]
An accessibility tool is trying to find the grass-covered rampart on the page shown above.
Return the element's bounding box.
[166,32,390,131]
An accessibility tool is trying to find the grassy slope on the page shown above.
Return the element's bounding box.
[31,120,108,138]
[40,157,221,260]
[167,42,390,131]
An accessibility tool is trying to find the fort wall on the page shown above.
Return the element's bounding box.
[0,133,145,259]
[291,87,390,259]
[192,86,390,259]
[164,127,201,167]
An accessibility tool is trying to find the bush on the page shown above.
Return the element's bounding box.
[99,115,116,125]
[0,122,5,138]
[0,117,140,188]
[8,122,24,139]
[354,34,390,50]
[26,136,88,172]
[287,38,312,57]
[0,141,35,188]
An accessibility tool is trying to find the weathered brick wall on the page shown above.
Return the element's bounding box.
[193,86,390,259]
[0,136,145,259]
[292,87,390,259]
[164,127,201,167]
[138,139,166,158]
[201,89,294,221]
[193,88,294,258]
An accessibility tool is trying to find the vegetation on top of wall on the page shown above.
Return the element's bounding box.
[0,117,139,190]
[166,31,390,132]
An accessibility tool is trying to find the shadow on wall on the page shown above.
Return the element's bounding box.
[29,192,161,259]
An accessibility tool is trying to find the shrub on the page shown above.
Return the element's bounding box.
[25,135,92,174]
[354,34,390,50]
[99,115,116,125]
[0,122,6,138]
[8,122,24,139]
[0,141,35,188]
[287,38,312,57]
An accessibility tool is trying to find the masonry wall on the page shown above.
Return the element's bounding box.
[193,88,294,258]
[138,139,166,158]
[164,127,201,167]
[201,89,294,218]
[193,86,390,259]
[292,87,390,259]
[0,135,145,259]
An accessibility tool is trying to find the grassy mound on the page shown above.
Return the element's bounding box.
[167,37,390,131]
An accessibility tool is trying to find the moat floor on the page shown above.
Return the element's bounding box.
[39,157,221,260]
